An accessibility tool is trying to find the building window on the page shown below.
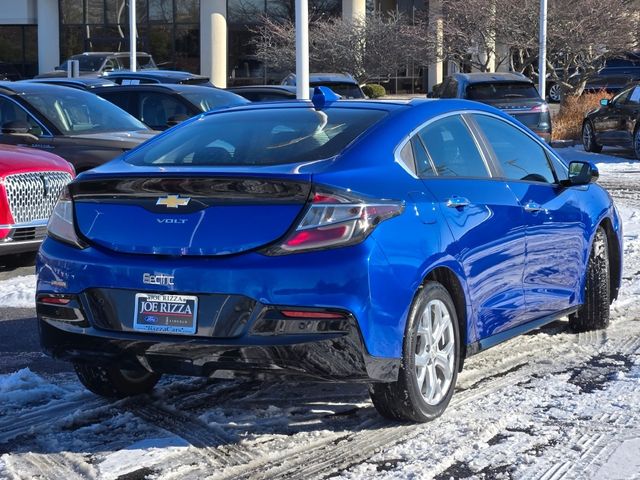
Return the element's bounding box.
[58,0,200,72]
[0,25,38,78]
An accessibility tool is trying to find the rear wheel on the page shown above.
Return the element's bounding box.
[569,227,610,332]
[369,282,459,422]
[548,84,561,103]
[582,121,602,153]
[74,363,161,398]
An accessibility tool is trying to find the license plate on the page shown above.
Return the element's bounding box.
[134,293,197,335]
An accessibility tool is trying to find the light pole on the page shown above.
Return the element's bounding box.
[295,0,310,100]
[129,0,137,72]
[538,0,548,99]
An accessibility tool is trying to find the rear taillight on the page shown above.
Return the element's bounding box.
[265,187,404,255]
[47,186,86,249]
[530,103,549,113]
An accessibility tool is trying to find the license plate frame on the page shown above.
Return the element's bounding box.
[133,293,198,335]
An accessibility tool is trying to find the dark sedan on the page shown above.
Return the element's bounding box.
[583,82,640,159]
[0,82,156,172]
[103,70,212,86]
[433,72,552,141]
[93,84,248,130]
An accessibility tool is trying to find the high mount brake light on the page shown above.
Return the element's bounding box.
[265,187,404,255]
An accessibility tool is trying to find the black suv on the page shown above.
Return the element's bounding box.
[433,72,552,141]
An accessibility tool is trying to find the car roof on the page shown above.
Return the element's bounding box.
[228,85,297,93]
[93,83,224,94]
[23,78,117,89]
[104,69,209,81]
[70,51,152,57]
[0,80,96,95]
[454,72,533,84]
[283,73,358,85]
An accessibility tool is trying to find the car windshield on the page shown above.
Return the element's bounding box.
[466,82,540,101]
[126,107,387,166]
[180,90,249,112]
[65,55,107,72]
[23,89,148,135]
[120,55,157,70]
[312,82,364,99]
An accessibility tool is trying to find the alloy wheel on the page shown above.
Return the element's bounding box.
[549,84,561,103]
[414,299,455,405]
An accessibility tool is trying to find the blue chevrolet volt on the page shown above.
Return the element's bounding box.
[37,90,622,422]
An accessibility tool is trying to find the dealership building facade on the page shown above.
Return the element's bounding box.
[1,0,447,91]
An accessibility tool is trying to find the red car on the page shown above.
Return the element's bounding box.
[1,145,74,258]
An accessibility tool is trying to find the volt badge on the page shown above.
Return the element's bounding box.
[156,195,191,209]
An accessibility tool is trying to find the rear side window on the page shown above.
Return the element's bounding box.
[126,107,387,166]
[474,114,555,183]
[417,115,489,178]
[466,82,540,101]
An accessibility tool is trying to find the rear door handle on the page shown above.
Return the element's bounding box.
[446,196,470,208]
[524,201,543,213]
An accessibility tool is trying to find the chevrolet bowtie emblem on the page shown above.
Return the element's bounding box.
[156,195,191,208]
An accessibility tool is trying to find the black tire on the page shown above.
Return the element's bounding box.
[369,282,460,422]
[569,227,610,332]
[548,83,561,103]
[633,127,640,160]
[582,121,603,153]
[74,363,161,398]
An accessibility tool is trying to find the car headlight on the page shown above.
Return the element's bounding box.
[47,186,86,249]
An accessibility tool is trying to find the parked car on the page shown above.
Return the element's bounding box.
[103,70,212,86]
[0,82,156,172]
[281,73,366,99]
[92,84,248,130]
[584,52,640,95]
[227,85,313,102]
[37,52,157,78]
[0,63,22,82]
[37,92,621,423]
[0,145,74,259]
[25,77,117,90]
[582,82,640,159]
[433,72,552,141]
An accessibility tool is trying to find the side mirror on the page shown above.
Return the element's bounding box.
[1,120,31,135]
[563,161,599,186]
[600,98,610,107]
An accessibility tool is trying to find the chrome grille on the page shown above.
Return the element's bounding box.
[4,171,73,224]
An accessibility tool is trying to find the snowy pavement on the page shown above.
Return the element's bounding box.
[0,146,639,480]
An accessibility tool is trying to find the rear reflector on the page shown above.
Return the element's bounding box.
[39,296,72,305]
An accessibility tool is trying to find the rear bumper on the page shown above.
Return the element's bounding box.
[38,305,399,382]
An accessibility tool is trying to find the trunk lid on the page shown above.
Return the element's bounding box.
[71,174,312,256]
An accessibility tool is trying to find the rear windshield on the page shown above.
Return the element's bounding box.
[180,90,249,112]
[126,107,386,166]
[312,82,365,99]
[466,82,540,101]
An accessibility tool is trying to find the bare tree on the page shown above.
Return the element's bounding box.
[252,12,436,84]
[543,0,640,100]
[442,0,538,72]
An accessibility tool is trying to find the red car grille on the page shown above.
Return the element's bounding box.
[4,171,72,224]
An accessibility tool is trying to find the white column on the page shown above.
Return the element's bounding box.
[428,0,444,91]
[342,0,366,21]
[36,0,60,74]
[200,0,227,88]
[295,0,309,100]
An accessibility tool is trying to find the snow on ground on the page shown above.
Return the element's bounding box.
[0,145,638,480]
[0,275,35,308]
